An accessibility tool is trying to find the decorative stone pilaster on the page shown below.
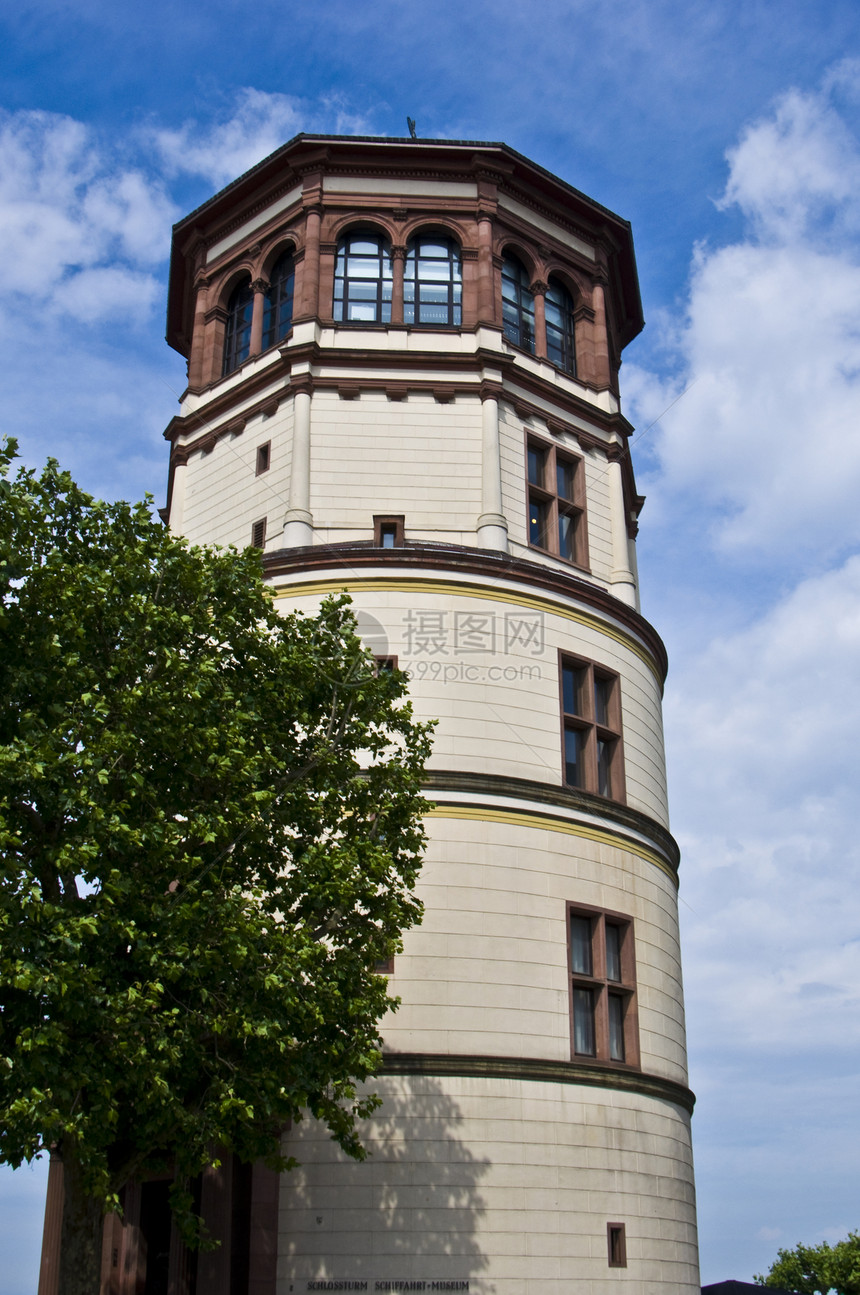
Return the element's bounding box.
[608,452,636,606]
[283,377,314,548]
[299,204,322,319]
[591,279,612,389]
[477,383,508,551]
[531,279,548,359]
[476,212,496,323]
[249,278,269,357]
[391,245,406,324]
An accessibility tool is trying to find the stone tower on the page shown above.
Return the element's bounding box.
[161,135,699,1294]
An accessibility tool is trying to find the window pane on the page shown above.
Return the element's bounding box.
[418,241,450,258]
[606,925,622,982]
[562,664,584,716]
[418,259,451,280]
[594,676,611,727]
[570,915,593,974]
[597,737,613,796]
[558,511,576,561]
[419,304,450,324]
[347,238,381,255]
[527,445,546,487]
[350,281,378,300]
[529,497,550,548]
[557,458,576,501]
[573,987,595,1055]
[608,994,625,1061]
[564,725,586,787]
[348,302,377,321]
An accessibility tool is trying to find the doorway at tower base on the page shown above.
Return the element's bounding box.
[279,1071,699,1294]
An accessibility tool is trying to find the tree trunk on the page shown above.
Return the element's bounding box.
[58,1143,104,1295]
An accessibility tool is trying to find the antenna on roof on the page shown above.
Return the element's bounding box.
[407,117,417,139]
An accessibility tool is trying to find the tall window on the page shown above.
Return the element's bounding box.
[222,278,254,376]
[333,232,392,324]
[262,250,295,349]
[501,254,535,352]
[545,278,576,375]
[404,236,462,326]
[527,438,586,566]
[561,655,624,800]
[568,905,638,1066]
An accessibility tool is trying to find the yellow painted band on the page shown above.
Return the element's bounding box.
[425,804,677,884]
[271,576,659,679]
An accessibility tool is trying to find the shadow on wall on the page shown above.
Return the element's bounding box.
[281,1073,492,1285]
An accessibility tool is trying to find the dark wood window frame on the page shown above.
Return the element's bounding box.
[559,651,625,801]
[251,517,267,550]
[333,230,393,325]
[222,278,254,376]
[545,277,577,376]
[527,434,588,568]
[501,252,535,353]
[373,515,405,548]
[262,249,295,351]
[256,441,271,475]
[607,1222,628,1268]
[567,902,639,1069]
[404,235,462,327]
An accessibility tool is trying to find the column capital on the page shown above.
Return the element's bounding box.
[251,278,270,295]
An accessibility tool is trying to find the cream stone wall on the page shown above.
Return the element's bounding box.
[278,1074,699,1295]
[272,580,669,828]
[173,335,624,592]
[179,399,294,550]
[380,815,687,1082]
[309,392,483,547]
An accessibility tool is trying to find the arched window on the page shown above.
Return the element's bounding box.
[222,279,254,376]
[501,254,535,353]
[545,278,576,375]
[262,250,295,350]
[404,236,462,326]
[333,232,392,323]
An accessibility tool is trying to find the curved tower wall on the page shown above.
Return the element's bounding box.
[163,135,699,1294]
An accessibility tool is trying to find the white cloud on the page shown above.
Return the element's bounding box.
[628,70,860,564]
[150,88,377,188]
[0,109,176,322]
[719,85,860,244]
[669,556,860,1057]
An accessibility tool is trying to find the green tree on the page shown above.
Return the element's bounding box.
[755,1231,860,1294]
[0,443,432,1295]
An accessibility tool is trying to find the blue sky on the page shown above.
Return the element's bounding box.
[2,1,860,1288]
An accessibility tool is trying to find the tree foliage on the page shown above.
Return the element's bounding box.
[0,442,432,1293]
[755,1231,860,1294]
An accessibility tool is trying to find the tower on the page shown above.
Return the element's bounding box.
[162,135,699,1293]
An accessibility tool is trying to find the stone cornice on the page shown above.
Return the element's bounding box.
[261,540,668,683]
[422,769,679,872]
[380,1052,695,1114]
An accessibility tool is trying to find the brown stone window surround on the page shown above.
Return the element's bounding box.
[498,243,581,378]
[373,515,405,548]
[526,432,588,569]
[607,1222,628,1268]
[558,651,625,802]
[568,902,639,1069]
[193,209,608,390]
[200,240,299,387]
[332,223,466,329]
